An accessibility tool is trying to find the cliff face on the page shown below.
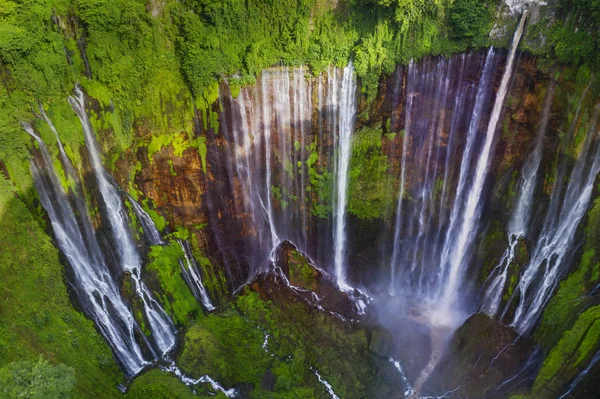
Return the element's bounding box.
[124,50,548,295]
[93,50,600,397]
[4,1,600,396]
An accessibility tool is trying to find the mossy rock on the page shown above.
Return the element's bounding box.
[368,326,395,358]
[235,270,411,398]
[273,241,366,319]
[126,369,210,399]
[178,310,272,390]
[275,241,320,291]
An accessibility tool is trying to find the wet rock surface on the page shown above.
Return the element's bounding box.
[423,312,536,398]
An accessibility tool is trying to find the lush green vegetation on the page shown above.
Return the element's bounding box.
[0,0,504,187]
[0,357,75,399]
[3,0,600,397]
[233,288,400,398]
[179,310,272,389]
[0,175,123,397]
[125,369,217,399]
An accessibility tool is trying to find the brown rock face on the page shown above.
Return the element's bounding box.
[136,142,207,228]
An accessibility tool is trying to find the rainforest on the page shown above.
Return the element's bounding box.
[2,0,600,398]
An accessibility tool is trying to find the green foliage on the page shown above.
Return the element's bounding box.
[141,198,167,232]
[172,0,314,100]
[288,250,318,290]
[521,0,600,72]
[0,357,75,399]
[448,0,494,40]
[305,139,333,218]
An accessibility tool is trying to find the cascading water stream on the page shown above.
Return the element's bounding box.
[68,86,176,356]
[128,195,164,246]
[483,78,555,317]
[161,362,237,397]
[34,91,234,390]
[38,105,78,182]
[261,73,280,251]
[177,239,215,311]
[510,107,600,334]
[558,348,600,399]
[332,62,357,290]
[389,60,415,295]
[438,11,528,311]
[23,123,148,376]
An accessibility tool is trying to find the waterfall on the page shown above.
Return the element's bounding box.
[128,195,164,246]
[69,86,176,356]
[177,239,215,311]
[332,62,357,290]
[438,11,528,310]
[483,78,555,317]
[510,80,554,236]
[386,50,498,303]
[23,123,148,376]
[389,60,415,294]
[261,72,280,250]
[222,63,354,283]
[312,368,340,399]
[510,107,600,334]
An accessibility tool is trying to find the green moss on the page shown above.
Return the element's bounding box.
[126,369,210,399]
[172,226,190,240]
[532,305,600,396]
[179,311,271,387]
[189,244,224,301]
[168,159,177,176]
[146,132,191,162]
[146,244,199,326]
[210,111,220,133]
[288,250,318,290]
[196,82,220,112]
[536,250,593,345]
[192,136,208,174]
[574,318,600,367]
[347,126,393,219]
[235,289,389,398]
[537,192,600,347]
[305,137,333,218]
[477,221,504,285]
[139,198,166,232]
